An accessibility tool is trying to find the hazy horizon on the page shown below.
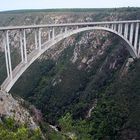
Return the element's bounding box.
[0,0,140,12]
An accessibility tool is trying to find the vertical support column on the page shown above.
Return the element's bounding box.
[3,32,10,77]
[129,23,134,44]
[52,27,55,39]
[138,38,140,57]
[111,24,114,30]
[134,23,139,50]
[124,23,128,39]
[38,28,41,50]
[48,31,51,40]
[65,27,67,33]
[60,28,63,34]
[19,30,24,62]
[34,29,38,49]
[6,30,12,79]
[113,24,117,31]
[118,24,120,32]
[23,29,27,63]
[118,24,122,34]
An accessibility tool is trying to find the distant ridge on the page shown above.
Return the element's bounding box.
[0,7,139,14]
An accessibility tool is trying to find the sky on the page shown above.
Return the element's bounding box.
[0,0,140,11]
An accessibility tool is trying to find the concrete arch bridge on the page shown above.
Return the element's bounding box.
[0,20,140,92]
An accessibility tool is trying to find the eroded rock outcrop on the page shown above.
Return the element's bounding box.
[0,90,38,129]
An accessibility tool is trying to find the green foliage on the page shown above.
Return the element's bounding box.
[48,131,67,140]
[73,119,92,140]
[59,113,73,132]
[89,99,128,139]
[0,117,43,140]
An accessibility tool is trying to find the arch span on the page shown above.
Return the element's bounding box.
[1,26,137,92]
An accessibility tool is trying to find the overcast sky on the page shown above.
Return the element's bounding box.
[0,0,140,11]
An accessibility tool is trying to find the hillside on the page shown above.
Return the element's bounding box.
[0,8,140,139]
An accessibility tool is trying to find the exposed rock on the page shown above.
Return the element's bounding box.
[49,125,59,132]
[29,105,43,122]
[71,47,78,63]
[126,58,134,66]
[120,57,134,77]
[0,90,38,129]
[81,57,88,63]
[52,77,62,86]
[86,99,97,118]
[109,59,117,69]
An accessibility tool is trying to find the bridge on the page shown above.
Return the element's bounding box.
[0,20,140,92]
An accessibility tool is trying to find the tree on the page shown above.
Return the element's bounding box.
[59,113,73,132]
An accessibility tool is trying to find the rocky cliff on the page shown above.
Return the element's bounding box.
[0,90,38,129]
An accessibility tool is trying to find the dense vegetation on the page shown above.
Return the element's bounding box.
[0,117,43,140]
[56,59,140,140]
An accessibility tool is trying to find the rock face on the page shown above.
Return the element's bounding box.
[0,90,37,129]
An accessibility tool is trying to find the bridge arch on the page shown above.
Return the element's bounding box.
[1,26,137,92]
